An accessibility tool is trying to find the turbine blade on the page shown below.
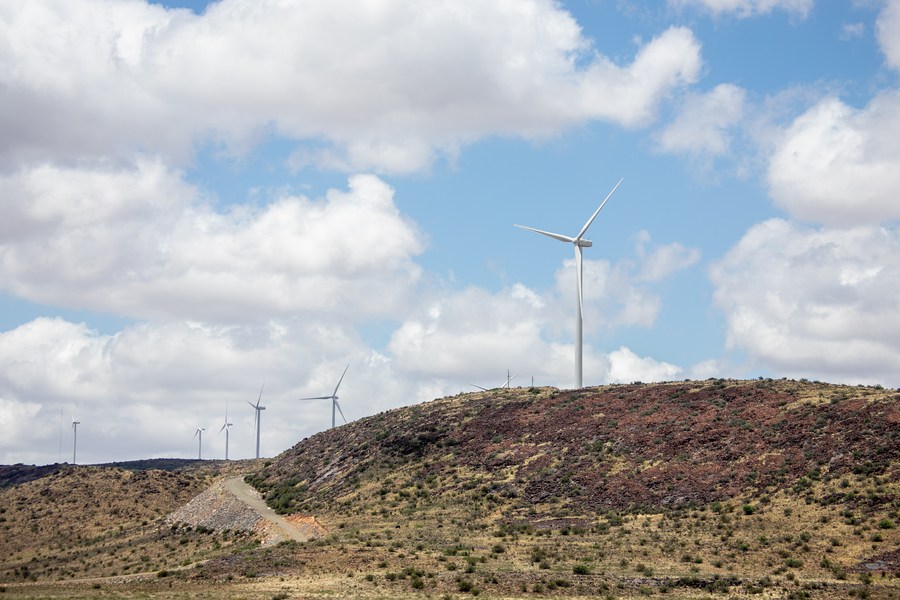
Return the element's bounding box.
[332,363,350,397]
[575,177,623,241]
[575,245,584,316]
[334,399,347,424]
[299,396,332,400]
[467,383,489,391]
[508,369,521,386]
[256,384,265,408]
[219,422,227,433]
[514,224,575,244]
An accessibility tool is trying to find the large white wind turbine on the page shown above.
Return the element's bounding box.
[193,425,206,460]
[300,364,350,429]
[248,385,265,459]
[515,178,623,389]
[71,417,80,465]
[219,402,233,460]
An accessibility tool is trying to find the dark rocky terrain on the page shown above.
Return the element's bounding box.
[250,378,899,517]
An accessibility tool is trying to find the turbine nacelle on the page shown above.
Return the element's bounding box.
[576,239,592,248]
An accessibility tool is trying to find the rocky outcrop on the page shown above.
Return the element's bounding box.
[166,480,263,534]
[165,478,326,546]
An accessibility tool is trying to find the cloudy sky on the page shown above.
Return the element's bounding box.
[2,0,899,465]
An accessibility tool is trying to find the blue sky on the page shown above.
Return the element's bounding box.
[2,0,899,464]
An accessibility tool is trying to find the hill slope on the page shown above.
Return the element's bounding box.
[231,378,898,598]
[2,379,897,599]
[251,378,898,515]
[0,460,262,583]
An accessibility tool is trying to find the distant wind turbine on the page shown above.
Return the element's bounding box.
[193,425,206,460]
[300,364,350,429]
[515,178,623,389]
[248,385,265,459]
[71,417,80,465]
[468,369,521,391]
[219,402,233,460]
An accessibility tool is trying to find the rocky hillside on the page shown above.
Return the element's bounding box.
[0,459,263,583]
[1,379,896,598]
[249,378,899,517]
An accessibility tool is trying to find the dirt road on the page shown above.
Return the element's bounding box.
[224,476,317,543]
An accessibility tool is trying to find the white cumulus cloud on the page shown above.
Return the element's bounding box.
[711,219,900,386]
[877,0,900,71]
[767,92,900,225]
[669,0,813,18]
[607,347,682,383]
[0,315,431,464]
[656,84,747,159]
[0,165,424,322]
[0,0,702,174]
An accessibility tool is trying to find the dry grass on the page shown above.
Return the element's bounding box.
[1,379,897,598]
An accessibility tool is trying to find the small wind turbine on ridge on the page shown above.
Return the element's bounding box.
[219,401,233,460]
[193,425,206,460]
[515,178,623,389]
[248,385,265,459]
[71,417,81,465]
[468,369,521,391]
[299,364,350,429]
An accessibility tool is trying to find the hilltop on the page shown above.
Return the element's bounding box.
[250,378,898,515]
[1,378,897,599]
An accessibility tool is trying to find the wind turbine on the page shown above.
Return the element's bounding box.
[468,369,521,391]
[219,402,233,460]
[193,425,206,460]
[300,364,350,429]
[515,178,623,389]
[71,417,80,465]
[248,385,265,459]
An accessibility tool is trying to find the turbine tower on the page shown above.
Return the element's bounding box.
[71,417,80,465]
[219,402,233,460]
[247,385,265,459]
[515,178,623,389]
[300,364,350,429]
[193,425,206,460]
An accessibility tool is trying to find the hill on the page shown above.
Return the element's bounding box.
[249,378,898,515]
[1,378,897,599]
[0,459,262,584]
[236,378,898,598]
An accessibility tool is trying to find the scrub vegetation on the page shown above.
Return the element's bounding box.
[1,379,897,599]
